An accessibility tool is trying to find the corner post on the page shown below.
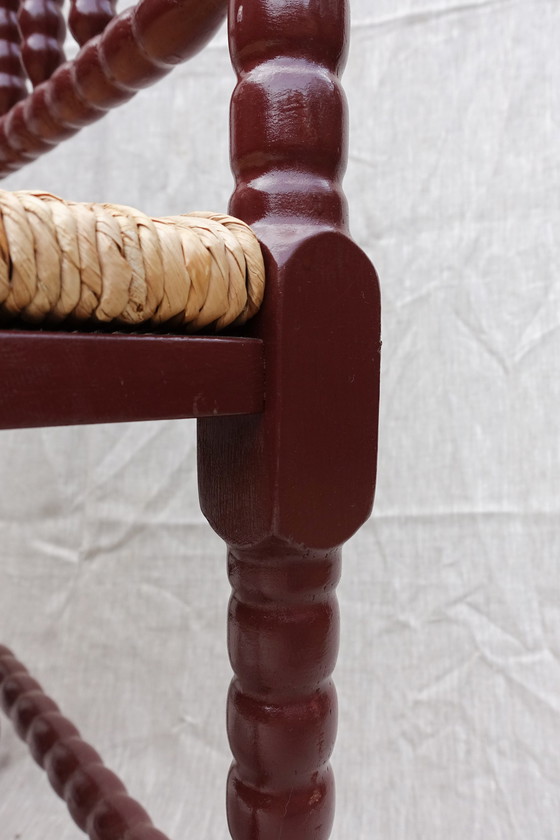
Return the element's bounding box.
[198,1,381,837]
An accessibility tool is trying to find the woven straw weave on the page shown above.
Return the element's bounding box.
[0,191,265,331]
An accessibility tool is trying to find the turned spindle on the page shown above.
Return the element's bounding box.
[0,0,228,174]
[69,0,116,47]
[226,542,340,839]
[0,0,27,115]
[18,0,66,86]
[0,645,171,840]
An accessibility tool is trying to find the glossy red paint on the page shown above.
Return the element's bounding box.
[69,0,116,47]
[0,0,228,174]
[0,331,265,428]
[198,1,381,837]
[0,0,27,116]
[18,0,66,86]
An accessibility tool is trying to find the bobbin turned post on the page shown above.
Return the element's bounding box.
[198,1,381,838]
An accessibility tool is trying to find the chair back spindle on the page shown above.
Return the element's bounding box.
[0,0,228,174]
[18,0,66,86]
[0,0,27,115]
[69,0,116,48]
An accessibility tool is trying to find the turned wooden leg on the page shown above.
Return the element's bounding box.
[199,229,379,838]
[201,5,381,837]
[199,229,379,837]
[226,541,340,839]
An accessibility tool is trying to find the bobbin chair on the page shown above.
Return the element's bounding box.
[0,0,381,838]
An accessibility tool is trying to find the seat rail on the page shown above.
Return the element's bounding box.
[0,331,264,428]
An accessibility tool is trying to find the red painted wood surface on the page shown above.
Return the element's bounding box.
[226,543,340,839]
[0,0,227,174]
[0,645,172,840]
[18,0,66,86]
[0,0,27,115]
[0,2,380,838]
[0,331,264,428]
[69,0,116,47]
[198,1,381,838]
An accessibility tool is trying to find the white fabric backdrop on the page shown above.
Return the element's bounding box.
[1,0,559,837]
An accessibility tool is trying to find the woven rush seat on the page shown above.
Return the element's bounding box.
[0,191,265,331]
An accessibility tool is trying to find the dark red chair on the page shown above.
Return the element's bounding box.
[0,1,381,838]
